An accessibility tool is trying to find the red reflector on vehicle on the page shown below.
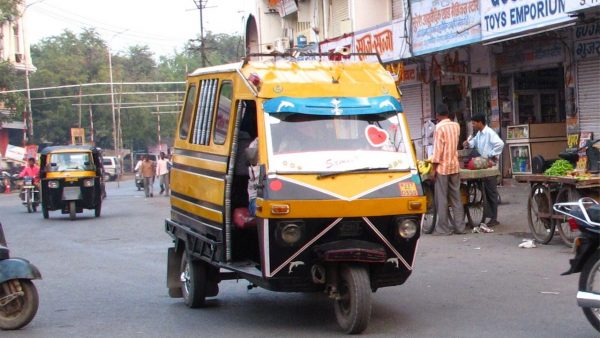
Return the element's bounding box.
[270,180,283,191]
[568,218,579,231]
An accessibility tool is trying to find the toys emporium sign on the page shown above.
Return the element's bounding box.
[481,0,572,41]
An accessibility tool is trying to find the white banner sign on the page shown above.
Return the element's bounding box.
[5,144,26,162]
[566,0,600,12]
[353,19,409,62]
[480,0,572,41]
[411,0,481,55]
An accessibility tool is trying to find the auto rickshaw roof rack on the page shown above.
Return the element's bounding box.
[242,50,383,67]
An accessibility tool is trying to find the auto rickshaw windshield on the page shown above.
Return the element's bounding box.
[266,112,413,173]
[47,152,96,172]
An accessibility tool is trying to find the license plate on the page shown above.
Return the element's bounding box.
[65,177,78,182]
[23,185,35,189]
[62,187,81,200]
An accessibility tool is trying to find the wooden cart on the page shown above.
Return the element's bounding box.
[421,168,501,234]
[514,174,600,246]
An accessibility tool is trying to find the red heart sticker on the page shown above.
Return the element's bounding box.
[365,125,389,147]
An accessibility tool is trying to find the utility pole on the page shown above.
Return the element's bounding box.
[193,0,208,67]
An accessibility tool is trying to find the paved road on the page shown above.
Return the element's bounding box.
[0,179,597,337]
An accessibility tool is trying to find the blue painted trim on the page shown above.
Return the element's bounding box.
[0,258,42,283]
[263,96,403,116]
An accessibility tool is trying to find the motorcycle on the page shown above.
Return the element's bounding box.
[135,172,144,191]
[554,197,600,332]
[19,177,39,213]
[0,222,42,330]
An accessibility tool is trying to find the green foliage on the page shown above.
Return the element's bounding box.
[0,61,25,123]
[27,28,243,151]
[0,0,22,24]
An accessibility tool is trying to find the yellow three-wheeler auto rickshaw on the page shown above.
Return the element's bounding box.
[39,146,104,220]
[165,52,426,334]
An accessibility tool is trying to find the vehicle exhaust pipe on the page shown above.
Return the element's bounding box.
[577,291,600,308]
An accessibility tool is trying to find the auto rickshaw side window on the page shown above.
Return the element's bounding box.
[179,84,197,140]
[191,79,218,145]
[213,81,232,145]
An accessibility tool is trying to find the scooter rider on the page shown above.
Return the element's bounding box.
[18,157,40,200]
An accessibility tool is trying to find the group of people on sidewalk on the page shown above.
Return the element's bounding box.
[134,152,171,198]
[430,103,504,236]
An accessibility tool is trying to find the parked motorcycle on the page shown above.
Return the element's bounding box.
[19,177,39,213]
[554,197,600,332]
[0,222,41,330]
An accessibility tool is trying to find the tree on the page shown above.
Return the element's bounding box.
[27,28,243,151]
[0,61,25,124]
[0,0,22,25]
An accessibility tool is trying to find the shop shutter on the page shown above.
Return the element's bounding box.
[330,0,349,37]
[577,57,600,138]
[400,84,425,159]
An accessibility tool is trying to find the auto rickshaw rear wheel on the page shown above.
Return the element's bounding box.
[180,252,208,308]
[0,279,39,330]
[333,264,372,334]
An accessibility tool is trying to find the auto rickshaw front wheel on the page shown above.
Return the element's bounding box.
[95,202,102,217]
[69,201,76,221]
[333,264,372,334]
[0,279,39,330]
[41,203,49,219]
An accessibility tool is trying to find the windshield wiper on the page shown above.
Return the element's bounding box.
[317,167,390,179]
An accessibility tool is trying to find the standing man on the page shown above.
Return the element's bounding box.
[431,103,466,235]
[156,152,170,196]
[463,113,505,227]
[140,155,155,198]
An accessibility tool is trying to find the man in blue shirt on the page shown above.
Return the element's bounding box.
[464,113,505,227]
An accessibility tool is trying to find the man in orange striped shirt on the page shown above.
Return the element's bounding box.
[431,103,466,235]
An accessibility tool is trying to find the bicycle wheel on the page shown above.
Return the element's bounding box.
[421,182,436,234]
[555,186,581,247]
[465,180,486,228]
[527,183,555,244]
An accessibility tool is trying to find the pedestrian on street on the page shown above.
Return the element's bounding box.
[463,113,505,227]
[140,155,155,198]
[156,152,170,196]
[431,103,466,235]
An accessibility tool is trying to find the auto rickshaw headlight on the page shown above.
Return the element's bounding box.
[48,180,59,188]
[83,178,95,187]
[397,218,418,239]
[275,221,305,246]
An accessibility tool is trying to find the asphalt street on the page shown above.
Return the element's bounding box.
[0,178,598,337]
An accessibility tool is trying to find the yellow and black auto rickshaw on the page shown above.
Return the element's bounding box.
[165,52,426,334]
[39,146,104,220]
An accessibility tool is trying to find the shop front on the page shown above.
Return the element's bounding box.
[492,36,570,177]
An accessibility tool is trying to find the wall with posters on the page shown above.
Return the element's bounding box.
[480,0,573,41]
[411,0,481,55]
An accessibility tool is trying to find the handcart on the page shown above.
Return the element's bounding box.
[514,174,600,246]
[421,167,501,234]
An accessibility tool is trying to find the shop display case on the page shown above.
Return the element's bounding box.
[506,123,567,175]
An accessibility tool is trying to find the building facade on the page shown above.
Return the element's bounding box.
[0,1,35,160]
[247,0,598,177]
